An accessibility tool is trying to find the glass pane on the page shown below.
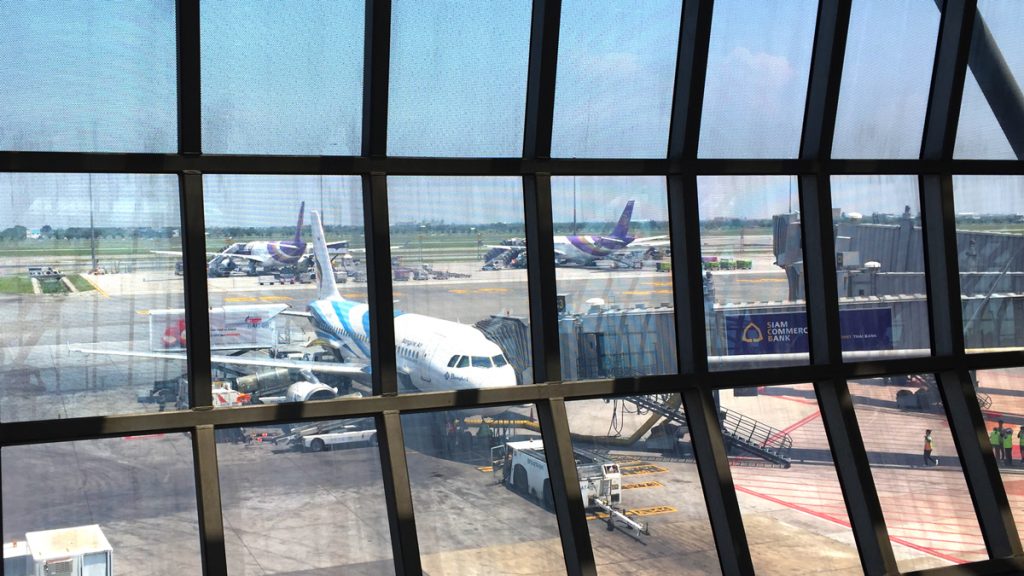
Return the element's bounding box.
[389,177,529,391]
[954,0,1024,160]
[565,395,722,575]
[551,177,675,380]
[387,0,531,157]
[402,407,566,573]
[832,0,940,159]
[201,0,364,155]
[2,434,201,574]
[550,0,682,159]
[831,175,929,360]
[971,368,1024,548]
[953,175,1024,351]
[0,174,183,422]
[719,385,859,574]
[218,418,394,574]
[202,175,366,407]
[699,0,817,158]
[850,374,987,570]
[0,2,176,152]
[698,176,808,370]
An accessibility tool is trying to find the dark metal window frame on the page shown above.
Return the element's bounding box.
[3,1,1024,575]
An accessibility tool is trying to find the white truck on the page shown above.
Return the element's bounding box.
[289,418,378,452]
[493,439,648,537]
[3,525,112,576]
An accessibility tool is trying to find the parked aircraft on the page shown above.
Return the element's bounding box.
[297,210,517,393]
[485,200,669,267]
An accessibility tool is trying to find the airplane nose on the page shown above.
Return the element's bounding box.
[473,366,518,389]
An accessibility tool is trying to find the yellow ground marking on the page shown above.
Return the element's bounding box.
[622,481,664,490]
[620,464,669,476]
[258,295,293,302]
[449,289,469,294]
[136,309,150,315]
[475,287,509,293]
[477,466,494,473]
[736,278,787,283]
[623,290,651,296]
[225,296,258,303]
[343,293,368,299]
[587,506,676,520]
[649,281,673,287]
[82,276,108,297]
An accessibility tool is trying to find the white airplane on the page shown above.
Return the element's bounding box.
[297,210,518,393]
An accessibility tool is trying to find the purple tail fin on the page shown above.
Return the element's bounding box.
[609,200,634,239]
[293,201,306,242]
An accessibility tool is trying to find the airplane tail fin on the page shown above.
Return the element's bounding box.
[311,210,339,300]
[609,200,635,240]
[294,201,306,242]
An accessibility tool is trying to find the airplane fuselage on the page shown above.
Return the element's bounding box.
[307,296,517,392]
[553,234,634,265]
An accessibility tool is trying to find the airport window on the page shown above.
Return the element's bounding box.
[217,418,394,575]
[200,0,365,156]
[699,0,817,158]
[850,374,987,571]
[550,0,683,159]
[0,2,177,153]
[954,0,1024,160]
[698,175,807,370]
[2,434,202,575]
[719,385,860,575]
[0,173,184,422]
[953,175,1024,351]
[4,1,1024,575]
[564,395,722,575]
[831,0,940,159]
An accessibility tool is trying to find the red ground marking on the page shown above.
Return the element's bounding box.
[766,410,821,445]
[999,479,1024,497]
[769,393,819,406]
[735,484,970,564]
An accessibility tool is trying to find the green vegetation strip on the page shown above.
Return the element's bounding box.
[0,276,34,294]
[68,274,96,292]
[39,278,68,294]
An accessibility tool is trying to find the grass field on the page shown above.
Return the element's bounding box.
[0,276,34,294]
[67,274,96,292]
[38,278,67,294]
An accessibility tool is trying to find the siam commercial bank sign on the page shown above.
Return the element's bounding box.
[725,308,892,355]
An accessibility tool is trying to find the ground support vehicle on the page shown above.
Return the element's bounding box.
[3,525,112,576]
[278,418,377,452]
[492,439,648,538]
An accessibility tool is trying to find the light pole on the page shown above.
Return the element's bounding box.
[88,174,97,272]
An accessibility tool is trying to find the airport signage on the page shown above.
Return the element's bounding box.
[725,308,892,355]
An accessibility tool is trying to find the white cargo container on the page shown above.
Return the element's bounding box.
[3,525,112,576]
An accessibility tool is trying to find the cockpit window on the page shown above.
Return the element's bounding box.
[447,355,460,368]
[457,355,470,368]
[492,354,508,367]
[471,356,492,368]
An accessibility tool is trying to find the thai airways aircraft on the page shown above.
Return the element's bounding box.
[486,200,669,267]
[301,210,517,393]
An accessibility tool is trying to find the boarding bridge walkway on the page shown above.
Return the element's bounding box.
[623,395,792,469]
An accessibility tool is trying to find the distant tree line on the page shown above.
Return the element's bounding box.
[0,225,178,241]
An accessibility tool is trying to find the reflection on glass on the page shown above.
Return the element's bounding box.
[831,176,929,359]
[850,374,987,570]
[719,385,860,575]
[954,0,1024,160]
[550,0,682,159]
[697,176,807,370]
[202,175,367,408]
[565,395,722,575]
[201,0,364,155]
[0,174,183,422]
[402,407,566,573]
[551,177,675,380]
[0,2,176,152]
[699,0,817,158]
[970,368,1024,548]
[387,0,531,157]
[953,176,1024,351]
[2,434,201,574]
[388,177,529,391]
[832,0,940,159]
[218,419,394,575]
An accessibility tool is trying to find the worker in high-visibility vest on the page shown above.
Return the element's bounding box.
[923,429,938,467]
[1018,427,1024,467]
[992,426,1004,462]
[1004,426,1015,466]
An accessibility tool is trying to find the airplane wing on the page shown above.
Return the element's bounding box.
[149,250,230,257]
[631,235,671,248]
[68,344,371,380]
[280,309,312,318]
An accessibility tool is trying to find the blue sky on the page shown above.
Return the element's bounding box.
[0,0,1022,226]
